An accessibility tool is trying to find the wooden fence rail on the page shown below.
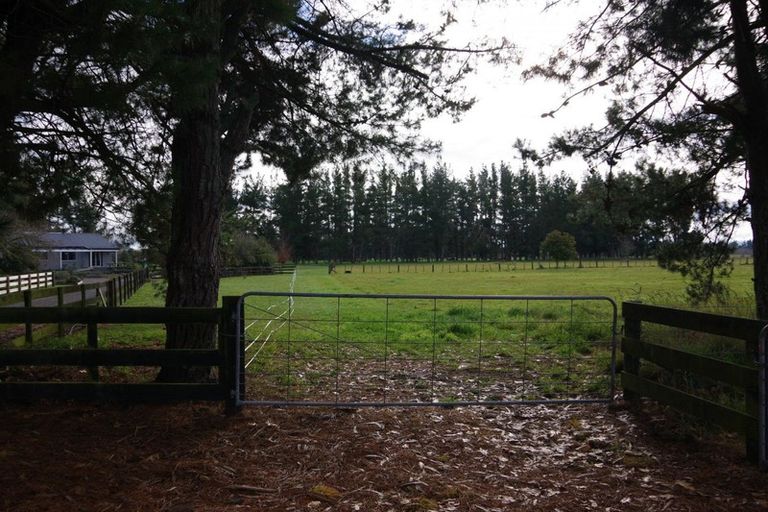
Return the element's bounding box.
[0,271,54,295]
[0,302,238,408]
[621,301,767,467]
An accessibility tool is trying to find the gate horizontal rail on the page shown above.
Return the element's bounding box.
[234,293,617,408]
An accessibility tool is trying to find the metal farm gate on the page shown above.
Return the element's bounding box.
[231,292,617,408]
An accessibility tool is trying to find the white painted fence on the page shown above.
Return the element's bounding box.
[0,271,54,295]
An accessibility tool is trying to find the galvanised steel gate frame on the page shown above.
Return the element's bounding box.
[232,292,618,408]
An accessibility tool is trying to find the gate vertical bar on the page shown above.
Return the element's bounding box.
[335,296,340,405]
[286,296,292,401]
[522,300,530,400]
[431,298,437,399]
[567,300,574,396]
[476,298,485,403]
[238,298,245,401]
[608,300,618,400]
[221,296,241,413]
[383,298,389,404]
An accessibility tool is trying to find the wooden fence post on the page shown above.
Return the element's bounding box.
[105,279,112,307]
[57,287,65,338]
[80,284,87,307]
[87,315,99,381]
[746,331,760,463]
[23,290,32,344]
[622,303,642,401]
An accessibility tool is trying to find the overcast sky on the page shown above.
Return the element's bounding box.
[415,1,607,173]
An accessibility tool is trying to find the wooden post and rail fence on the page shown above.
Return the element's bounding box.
[0,269,149,345]
[0,296,242,411]
[621,301,767,468]
[0,294,766,467]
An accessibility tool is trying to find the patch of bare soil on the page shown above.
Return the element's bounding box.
[0,400,766,512]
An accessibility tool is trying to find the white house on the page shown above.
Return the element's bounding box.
[35,233,119,271]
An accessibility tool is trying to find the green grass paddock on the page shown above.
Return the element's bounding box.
[6,263,757,403]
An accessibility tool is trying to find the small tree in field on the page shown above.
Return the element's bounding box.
[540,230,578,268]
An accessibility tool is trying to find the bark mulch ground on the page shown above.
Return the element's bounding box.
[0,400,766,511]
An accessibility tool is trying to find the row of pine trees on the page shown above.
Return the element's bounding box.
[232,160,713,263]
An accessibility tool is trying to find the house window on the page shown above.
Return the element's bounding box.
[61,252,76,261]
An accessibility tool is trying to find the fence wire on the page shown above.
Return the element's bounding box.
[237,292,617,407]
[243,269,297,369]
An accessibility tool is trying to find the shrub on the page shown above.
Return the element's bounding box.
[223,235,277,267]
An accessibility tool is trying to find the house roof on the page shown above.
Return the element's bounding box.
[37,232,119,251]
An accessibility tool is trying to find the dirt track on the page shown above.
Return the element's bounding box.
[0,401,766,511]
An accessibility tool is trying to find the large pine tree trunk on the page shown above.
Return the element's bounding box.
[750,171,768,320]
[730,0,768,319]
[158,0,224,382]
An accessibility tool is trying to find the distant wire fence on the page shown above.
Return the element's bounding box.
[235,292,617,407]
[326,257,755,274]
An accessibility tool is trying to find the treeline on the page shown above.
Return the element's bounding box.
[230,160,720,263]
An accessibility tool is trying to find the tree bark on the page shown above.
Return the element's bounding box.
[742,124,768,319]
[158,0,225,381]
[729,0,768,319]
